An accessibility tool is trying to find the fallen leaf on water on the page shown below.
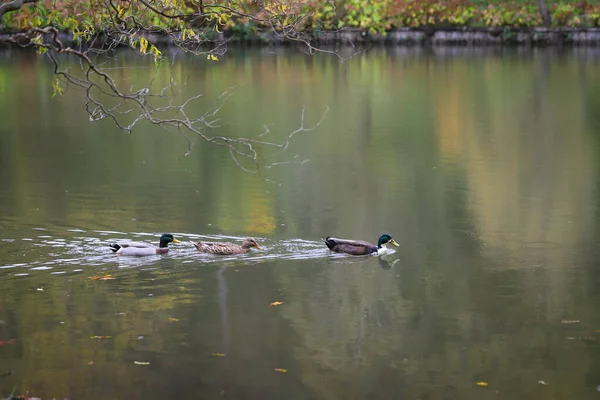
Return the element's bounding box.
[0,339,16,346]
[87,361,94,365]
[476,381,488,387]
[36,287,44,291]
[270,301,284,307]
[90,335,112,339]
[168,317,179,322]
[211,353,226,357]
[274,368,287,373]
[134,361,150,365]
[561,319,580,324]
[89,274,114,281]
[538,380,548,385]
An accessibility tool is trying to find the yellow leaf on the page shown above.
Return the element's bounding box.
[211,353,226,357]
[89,274,112,280]
[274,368,287,373]
[270,301,284,307]
[139,37,149,54]
[476,381,488,387]
[51,77,65,98]
[168,317,179,322]
[134,361,150,365]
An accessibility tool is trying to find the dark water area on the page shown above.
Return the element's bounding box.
[1,46,600,399]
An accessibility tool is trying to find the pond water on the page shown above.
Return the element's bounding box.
[1,46,600,399]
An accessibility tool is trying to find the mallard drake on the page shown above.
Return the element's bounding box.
[322,234,399,256]
[192,237,262,255]
[109,233,180,256]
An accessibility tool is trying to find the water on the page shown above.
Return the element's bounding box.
[1,46,600,399]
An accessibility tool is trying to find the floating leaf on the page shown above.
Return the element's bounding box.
[168,317,179,322]
[561,319,580,324]
[89,274,114,280]
[87,361,94,365]
[134,361,150,365]
[274,368,287,373]
[211,353,226,357]
[90,335,111,339]
[538,380,548,385]
[270,301,284,307]
[476,381,488,387]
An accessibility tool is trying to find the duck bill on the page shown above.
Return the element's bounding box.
[255,245,263,250]
[172,239,181,243]
[389,239,400,247]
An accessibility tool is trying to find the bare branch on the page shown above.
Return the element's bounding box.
[0,0,346,176]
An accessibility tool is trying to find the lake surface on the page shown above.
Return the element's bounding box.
[1,46,600,399]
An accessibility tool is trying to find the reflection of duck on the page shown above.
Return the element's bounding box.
[378,257,400,270]
[109,233,180,256]
[192,238,262,255]
[321,234,399,256]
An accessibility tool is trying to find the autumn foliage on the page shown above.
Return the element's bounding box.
[2,0,600,39]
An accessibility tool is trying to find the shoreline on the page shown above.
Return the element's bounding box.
[2,27,600,47]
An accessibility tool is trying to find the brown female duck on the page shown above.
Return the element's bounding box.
[192,237,262,255]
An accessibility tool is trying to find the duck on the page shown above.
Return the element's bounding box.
[109,233,180,256]
[192,237,262,255]
[321,234,399,256]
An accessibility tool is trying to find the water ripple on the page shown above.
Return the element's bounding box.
[0,228,353,275]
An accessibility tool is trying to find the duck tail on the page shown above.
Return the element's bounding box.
[190,241,201,250]
[109,243,121,253]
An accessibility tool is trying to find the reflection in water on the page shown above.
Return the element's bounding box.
[217,265,230,366]
[377,257,400,271]
[0,47,600,399]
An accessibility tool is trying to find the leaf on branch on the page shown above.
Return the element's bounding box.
[150,45,162,65]
[52,78,65,98]
[139,37,149,54]
[207,54,219,61]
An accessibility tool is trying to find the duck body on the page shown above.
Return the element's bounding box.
[109,234,180,257]
[192,238,261,255]
[322,234,399,256]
